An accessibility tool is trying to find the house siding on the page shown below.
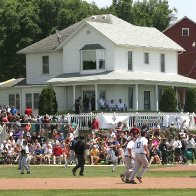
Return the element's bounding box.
[63,25,115,73]
[26,52,63,84]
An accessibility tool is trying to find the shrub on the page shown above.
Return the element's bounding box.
[159,87,177,112]
[184,88,196,113]
[38,85,58,115]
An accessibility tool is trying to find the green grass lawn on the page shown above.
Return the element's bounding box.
[0,165,196,196]
[0,165,195,178]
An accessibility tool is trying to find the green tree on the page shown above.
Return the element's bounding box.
[159,87,177,112]
[38,85,58,115]
[184,88,196,113]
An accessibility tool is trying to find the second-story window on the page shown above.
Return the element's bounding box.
[128,51,132,70]
[160,53,165,72]
[144,52,149,64]
[42,56,49,74]
[182,28,189,36]
[81,44,105,71]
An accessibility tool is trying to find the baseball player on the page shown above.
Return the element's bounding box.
[120,134,138,183]
[129,130,149,184]
[20,141,30,174]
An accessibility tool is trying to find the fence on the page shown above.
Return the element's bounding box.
[0,112,196,144]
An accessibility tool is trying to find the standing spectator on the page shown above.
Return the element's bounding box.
[83,95,90,113]
[25,106,33,116]
[90,94,96,112]
[10,106,17,116]
[72,136,86,176]
[129,130,149,184]
[98,96,106,111]
[74,97,81,114]
[91,117,99,133]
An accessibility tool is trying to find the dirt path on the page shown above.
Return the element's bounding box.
[0,165,195,190]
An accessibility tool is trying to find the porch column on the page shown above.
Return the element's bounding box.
[155,85,159,111]
[73,85,76,106]
[20,87,22,115]
[135,84,139,111]
[95,84,98,110]
[182,89,186,107]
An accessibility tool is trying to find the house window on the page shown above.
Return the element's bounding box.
[9,94,20,109]
[42,56,49,74]
[81,50,105,70]
[128,51,132,70]
[26,93,40,109]
[128,87,133,108]
[160,54,165,72]
[26,94,32,108]
[33,93,40,109]
[182,28,189,36]
[144,91,150,110]
[144,52,149,64]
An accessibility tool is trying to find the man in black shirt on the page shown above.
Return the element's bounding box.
[72,136,86,176]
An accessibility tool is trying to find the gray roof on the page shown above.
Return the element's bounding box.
[0,78,25,88]
[47,70,196,88]
[18,14,184,54]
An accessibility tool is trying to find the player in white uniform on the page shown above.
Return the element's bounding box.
[129,130,149,184]
[120,134,138,183]
[20,141,30,174]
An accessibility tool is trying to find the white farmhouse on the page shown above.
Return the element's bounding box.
[0,14,196,115]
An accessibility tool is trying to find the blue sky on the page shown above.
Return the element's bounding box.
[85,0,196,21]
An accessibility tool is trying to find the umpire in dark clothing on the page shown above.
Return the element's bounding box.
[72,136,86,176]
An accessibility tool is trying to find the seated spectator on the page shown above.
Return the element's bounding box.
[43,142,53,164]
[117,99,125,111]
[108,100,117,112]
[32,145,44,164]
[53,141,64,164]
[90,145,100,165]
[149,145,161,164]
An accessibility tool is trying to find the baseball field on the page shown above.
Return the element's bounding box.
[0,164,195,195]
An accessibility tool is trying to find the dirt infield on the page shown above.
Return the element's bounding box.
[0,165,195,190]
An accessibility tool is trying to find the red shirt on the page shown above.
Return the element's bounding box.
[25,107,32,116]
[92,119,99,129]
[53,145,63,156]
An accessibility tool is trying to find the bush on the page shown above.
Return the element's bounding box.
[184,88,196,113]
[38,85,58,115]
[159,87,177,112]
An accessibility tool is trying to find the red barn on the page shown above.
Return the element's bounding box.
[164,17,196,79]
[164,17,196,108]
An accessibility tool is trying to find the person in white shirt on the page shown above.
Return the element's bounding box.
[108,100,117,112]
[98,96,106,111]
[117,99,125,111]
[129,130,149,184]
[120,134,138,183]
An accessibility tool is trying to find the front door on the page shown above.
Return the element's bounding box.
[144,91,150,111]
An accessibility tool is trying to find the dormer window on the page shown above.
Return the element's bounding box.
[182,28,189,36]
[80,44,105,71]
[42,56,49,74]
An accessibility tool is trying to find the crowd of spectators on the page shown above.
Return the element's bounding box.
[0,104,196,168]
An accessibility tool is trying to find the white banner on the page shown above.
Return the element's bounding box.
[97,114,129,129]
